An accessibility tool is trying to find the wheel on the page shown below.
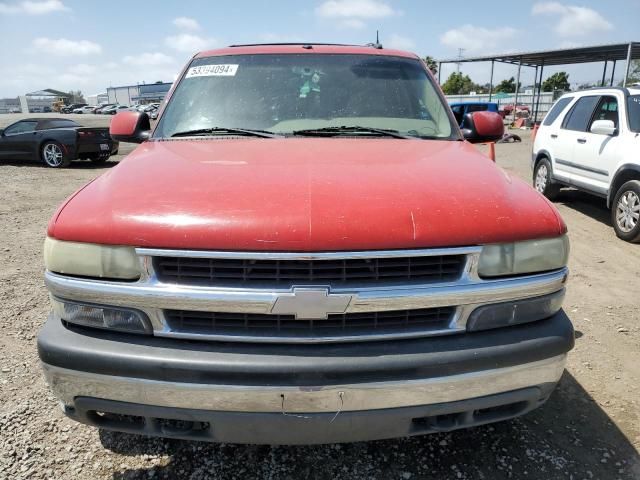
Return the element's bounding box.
[611,180,640,243]
[41,141,70,168]
[87,153,110,164]
[533,158,561,200]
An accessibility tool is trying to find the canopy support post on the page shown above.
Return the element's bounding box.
[534,61,544,124]
[488,60,495,102]
[610,60,616,86]
[623,43,632,87]
[601,60,608,86]
[513,59,522,124]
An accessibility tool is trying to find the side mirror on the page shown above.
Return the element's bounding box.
[109,111,151,143]
[461,111,504,143]
[590,119,616,136]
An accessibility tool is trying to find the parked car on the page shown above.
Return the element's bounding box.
[0,117,118,167]
[38,44,572,445]
[449,102,500,128]
[533,86,640,242]
[8,107,21,113]
[91,103,111,114]
[101,105,128,115]
[61,103,87,114]
[142,103,160,112]
[73,106,96,114]
[94,104,115,114]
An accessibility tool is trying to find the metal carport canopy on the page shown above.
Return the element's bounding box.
[438,41,640,67]
[438,42,639,122]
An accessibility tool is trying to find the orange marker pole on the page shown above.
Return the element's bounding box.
[531,123,539,142]
[488,142,496,162]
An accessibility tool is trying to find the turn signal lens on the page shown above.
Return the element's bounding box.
[467,290,565,332]
[44,237,140,280]
[52,298,151,334]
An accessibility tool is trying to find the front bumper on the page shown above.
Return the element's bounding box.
[39,311,573,444]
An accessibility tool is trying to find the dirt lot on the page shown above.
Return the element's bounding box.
[0,113,638,480]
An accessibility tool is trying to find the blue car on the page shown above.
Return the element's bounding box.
[449,102,500,128]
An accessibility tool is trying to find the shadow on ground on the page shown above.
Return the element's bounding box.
[102,371,639,480]
[0,158,118,169]
[556,189,611,228]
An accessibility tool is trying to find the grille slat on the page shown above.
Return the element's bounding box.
[165,307,455,338]
[155,255,466,285]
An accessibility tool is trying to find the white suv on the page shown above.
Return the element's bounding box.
[533,87,640,242]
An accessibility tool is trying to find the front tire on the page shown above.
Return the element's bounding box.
[89,154,110,164]
[533,158,561,200]
[612,180,640,243]
[41,141,70,168]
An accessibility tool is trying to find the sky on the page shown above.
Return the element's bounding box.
[0,0,638,98]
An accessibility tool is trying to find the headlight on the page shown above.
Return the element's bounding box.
[478,235,569,277]
[44,237,140,280]
[52,297,151,334]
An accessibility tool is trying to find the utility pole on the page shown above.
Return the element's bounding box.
[456,48,465,74]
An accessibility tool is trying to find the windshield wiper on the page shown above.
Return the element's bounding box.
[171,127,280,138]
[292,126,415,139]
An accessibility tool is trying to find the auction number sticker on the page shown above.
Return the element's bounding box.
[185,64,239,78]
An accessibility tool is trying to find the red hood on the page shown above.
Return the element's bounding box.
[49,138,565,251]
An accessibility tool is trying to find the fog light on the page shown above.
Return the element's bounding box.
[467,289,565,332]
[52,298,151,334]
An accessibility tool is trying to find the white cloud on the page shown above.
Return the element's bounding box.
[165,33,216,53]
[32,37,102,56]
[315,0,398,28]
[386,34,415,51]
[340,18,366,29]
[172,16,200,31]
[558,40,582,49]
[258,32,307,43]
[0,0,67,14]
[440,25,516,54]
[532,2,612,37]
[123,52,174,66]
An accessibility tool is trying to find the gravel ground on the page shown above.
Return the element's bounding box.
[0,113,639,479]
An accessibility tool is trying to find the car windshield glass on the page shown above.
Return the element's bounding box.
[628,95,640,133]
[154,54,455,139]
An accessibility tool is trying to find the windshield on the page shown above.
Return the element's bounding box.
[628,95,640,133]
[154,54,456,139]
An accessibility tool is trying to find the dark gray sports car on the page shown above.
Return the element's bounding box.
[0,118,118,168]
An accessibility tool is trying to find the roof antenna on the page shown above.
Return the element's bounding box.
[370,30,383,49]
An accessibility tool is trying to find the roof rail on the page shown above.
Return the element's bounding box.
[228,42,385,50]
[228,43,358,48]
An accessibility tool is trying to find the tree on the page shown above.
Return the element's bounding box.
[441,72,482,95]
[423,56,438,75]
[495,77,518,93]
[542,72,570,92]
[67,90,86,103]
[626,59,640,85]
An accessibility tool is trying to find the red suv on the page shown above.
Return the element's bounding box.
[38,44,572,445]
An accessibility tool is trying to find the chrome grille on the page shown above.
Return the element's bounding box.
[164,307,456,339]
[154,255,466,285]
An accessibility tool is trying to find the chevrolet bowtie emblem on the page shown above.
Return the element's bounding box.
[271,287,354,319]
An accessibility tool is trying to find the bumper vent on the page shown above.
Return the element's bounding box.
[154,255,466,285]
[164,307,455,340]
